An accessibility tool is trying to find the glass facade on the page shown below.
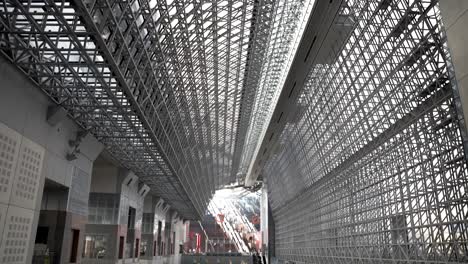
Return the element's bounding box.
[88,193,120,224]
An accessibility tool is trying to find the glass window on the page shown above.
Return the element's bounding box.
[83,235,107,259]
[128,206,136,229]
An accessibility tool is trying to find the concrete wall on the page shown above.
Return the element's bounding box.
[41,185,69,212]
[90,165,120,194]
[0,55,103,263]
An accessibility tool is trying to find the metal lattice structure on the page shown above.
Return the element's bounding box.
[261,0,468,262]
[1,0,468,261]
[0,0,298,219]
[238,0,315,178]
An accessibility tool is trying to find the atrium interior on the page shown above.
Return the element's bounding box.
[0,0,467,263]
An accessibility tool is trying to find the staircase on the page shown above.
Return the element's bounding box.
[207,201,250,253]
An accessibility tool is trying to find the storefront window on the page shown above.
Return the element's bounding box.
[83,235,107,259]
[140,240,148,256]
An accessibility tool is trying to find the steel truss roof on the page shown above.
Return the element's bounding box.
[0,0,305,219]
[257,0,468,262]
[1,0,468,261]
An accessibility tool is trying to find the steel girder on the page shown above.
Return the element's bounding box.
[258,0,468,263]
[0,0,286,219]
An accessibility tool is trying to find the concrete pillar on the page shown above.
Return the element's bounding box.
[259,185,268,257]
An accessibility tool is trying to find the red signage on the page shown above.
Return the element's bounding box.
[252,215,260,225]
[217,214,225,223]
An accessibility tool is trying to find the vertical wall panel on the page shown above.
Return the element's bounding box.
[0,121,45,264]
[10,137,44,210]
[68,167,91,216]
[0,123,21,204]
[0,206,34,264]
[0,203,7,249]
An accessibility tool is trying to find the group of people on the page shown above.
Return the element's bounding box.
[252,251,265,264]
